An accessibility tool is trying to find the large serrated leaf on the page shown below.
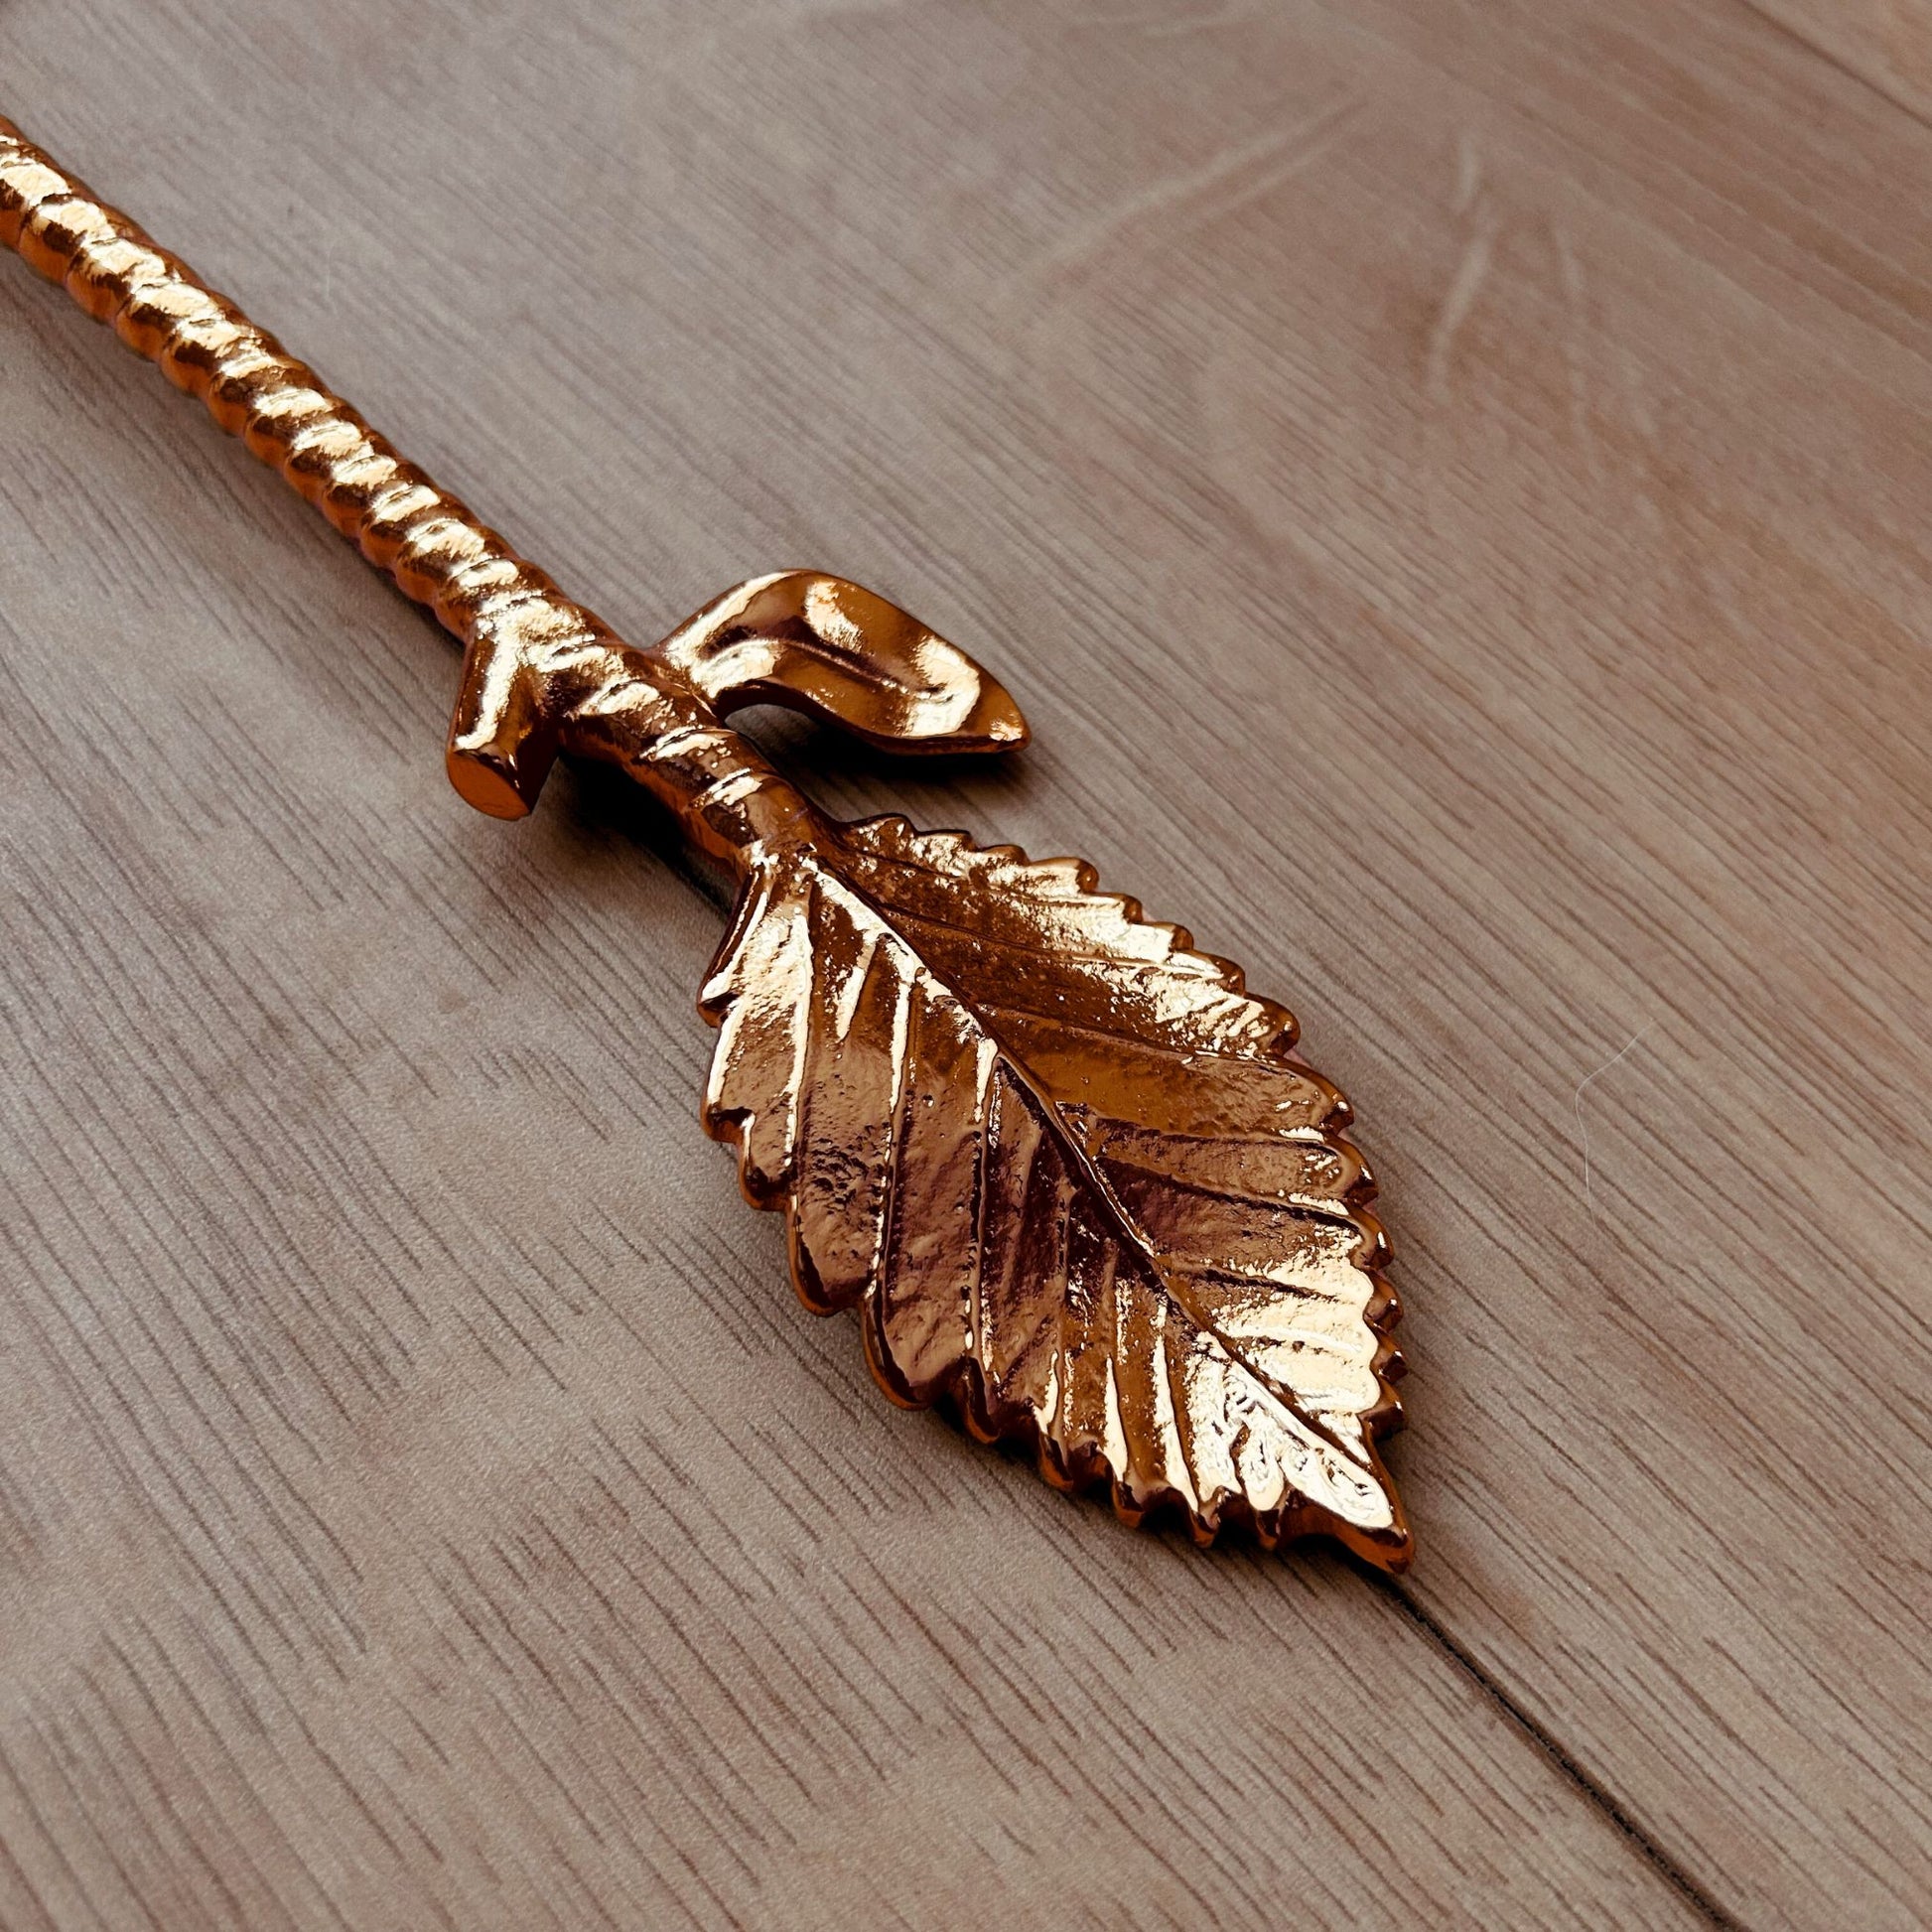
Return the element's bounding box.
[701,814,1409,1568]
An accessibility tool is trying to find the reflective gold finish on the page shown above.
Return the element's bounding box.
[705,822,1409,1566]
[0,117,1409,1566]
[659,570,1030,759]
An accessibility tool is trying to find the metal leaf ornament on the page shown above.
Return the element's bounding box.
[704,814,1409,1565]
[0,118,1411,1569]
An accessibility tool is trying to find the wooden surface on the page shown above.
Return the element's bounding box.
[2,2,1928,1925]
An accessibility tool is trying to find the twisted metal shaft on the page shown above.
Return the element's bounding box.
[0,119,608,655]
[0,115,787,846]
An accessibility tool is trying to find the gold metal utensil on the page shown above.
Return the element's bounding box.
[0,117,1410,1567]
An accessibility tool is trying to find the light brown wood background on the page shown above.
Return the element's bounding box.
[2,2,1927,1926]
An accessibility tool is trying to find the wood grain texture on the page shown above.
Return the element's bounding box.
[1,1,1927,1925]
[1742,0,1932,123]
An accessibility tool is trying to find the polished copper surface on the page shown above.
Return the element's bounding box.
[0,117,1409,1566]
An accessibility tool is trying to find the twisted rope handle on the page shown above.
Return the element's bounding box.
[0,115,813,858]
[0,121,550,632]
